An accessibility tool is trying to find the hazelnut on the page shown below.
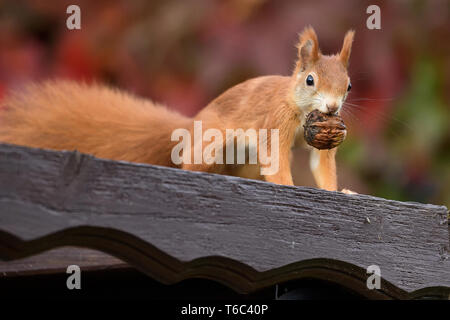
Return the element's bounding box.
[303,110,347,150]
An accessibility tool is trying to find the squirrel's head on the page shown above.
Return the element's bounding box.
[292,26,354,115]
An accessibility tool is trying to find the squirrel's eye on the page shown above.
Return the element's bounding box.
[306,75,314,86]
[347,82,352,92]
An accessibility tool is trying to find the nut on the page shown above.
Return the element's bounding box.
[303,110,347,150]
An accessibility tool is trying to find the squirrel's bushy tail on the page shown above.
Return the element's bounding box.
[0,80,191,166]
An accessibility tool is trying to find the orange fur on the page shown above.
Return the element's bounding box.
[0,27,355,191]
[295,26,320,73]
[0,81,190,166]
[310,148,337,191]
[339,30,355,67]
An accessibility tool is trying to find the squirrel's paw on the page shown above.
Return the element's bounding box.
[341,188,357,195]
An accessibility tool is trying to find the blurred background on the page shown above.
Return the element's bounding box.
[0,0,449,206]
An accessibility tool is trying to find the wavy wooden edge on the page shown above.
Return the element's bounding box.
[1,226,448,300]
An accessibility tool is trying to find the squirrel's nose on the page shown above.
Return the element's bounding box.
[326,104,339,114]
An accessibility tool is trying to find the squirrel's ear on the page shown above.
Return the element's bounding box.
[339,30,355,68]
[296,26,319,72]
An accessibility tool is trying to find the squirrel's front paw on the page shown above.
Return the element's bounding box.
[341,188,357,195]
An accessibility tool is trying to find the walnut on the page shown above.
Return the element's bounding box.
[303,110,347,150]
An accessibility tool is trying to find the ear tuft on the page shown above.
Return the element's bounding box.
[295,26,320,72]
[339,30,355,68]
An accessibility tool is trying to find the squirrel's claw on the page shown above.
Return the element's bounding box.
[341,188,357,195]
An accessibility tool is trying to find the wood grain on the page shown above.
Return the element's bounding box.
[0,143,448,298]
[0,247,126,277]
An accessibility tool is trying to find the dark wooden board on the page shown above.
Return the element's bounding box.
[0,143,448,299]
[0,247,126,277]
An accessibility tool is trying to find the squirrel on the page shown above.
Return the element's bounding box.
[0,26,355,193]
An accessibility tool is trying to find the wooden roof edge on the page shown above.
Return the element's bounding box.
[0,143,449,297]
[0,227,448,300]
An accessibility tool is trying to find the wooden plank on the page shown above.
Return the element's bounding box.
[0,143,448,297]
[0,247,126,277]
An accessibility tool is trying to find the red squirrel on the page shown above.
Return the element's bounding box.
[0,27,355,193]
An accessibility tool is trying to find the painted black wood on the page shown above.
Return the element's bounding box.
[0,143,448,299]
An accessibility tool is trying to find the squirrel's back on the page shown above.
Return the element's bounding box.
[0,80,190,165]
